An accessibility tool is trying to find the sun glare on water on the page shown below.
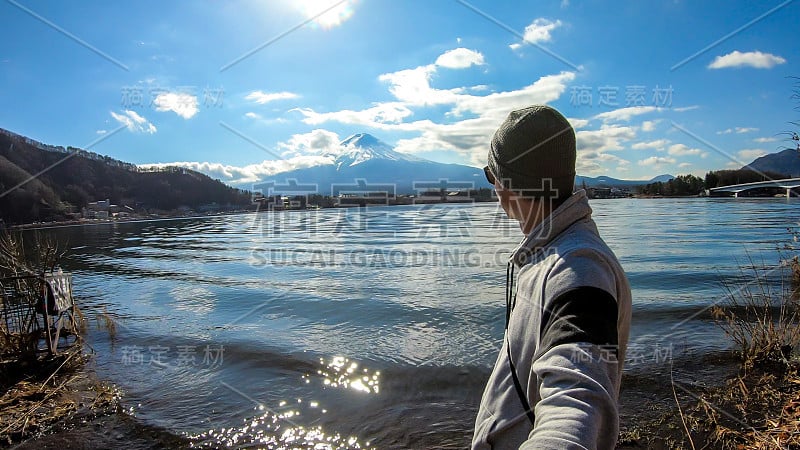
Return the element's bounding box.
[294,0,356,29]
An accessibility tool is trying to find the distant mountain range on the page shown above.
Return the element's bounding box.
[259,133,488,195]
[743,148,800,177]
[14,126,796,225]
[575,173,674,188]
[260,133,674,194]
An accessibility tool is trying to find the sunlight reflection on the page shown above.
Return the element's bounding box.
[188,408,370,449]
[305,356,381,394]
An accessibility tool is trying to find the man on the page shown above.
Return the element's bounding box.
[472,105,632,449]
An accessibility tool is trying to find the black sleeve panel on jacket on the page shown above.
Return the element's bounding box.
[539,286,618,356]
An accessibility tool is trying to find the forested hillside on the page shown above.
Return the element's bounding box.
[0,129,251,224]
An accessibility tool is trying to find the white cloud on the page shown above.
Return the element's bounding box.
[632,139,670,151]
[140,156,333,186]
[110,110,156,134]
[245,90,299,105]
[300,66,576,166]
[396,71,576,166]
[576,125,636,153]
[295,102,413,128]
[708,50,786,69]
[568,118,590,129]
[678,162,692,168]
[96,129,107,135]
[450,71,576,117]
[244,112,263,120]
[594,106,660,122]
[378,65,459,106]
[641,120,658,132]
[717,127,759,135]
[153,91,199,119]
[737,148,767,161]
[139,129,352,186]
[638,156,676,167]
[754,136,778,143]
[276,129,345,158]
[577,149,630,175]
[434,48,485,69]
[510,18,563,50]
[667,144,704,156]
[573,124,639,175]
[673,105,699,112]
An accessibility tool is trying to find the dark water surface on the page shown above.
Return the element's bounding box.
[29,197,799,448]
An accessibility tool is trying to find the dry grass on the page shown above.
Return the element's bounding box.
[96,307,117,342]
[688,259,800,449]
[0,231,67,279]
[709,262,800,373]
[786,223,800,297]
[684,367,800,449]
[0,345,119,445]
[619,245,800,449]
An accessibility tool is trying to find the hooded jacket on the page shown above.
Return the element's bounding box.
[472,190,632,450]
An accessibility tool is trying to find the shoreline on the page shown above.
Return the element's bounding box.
[0,347,118,447]
[6,199,499,231]
[1,358,190,450]
[9,194,798,230]
[2,347,753,449]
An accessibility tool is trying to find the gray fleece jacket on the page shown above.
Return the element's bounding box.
[472,190,632,450]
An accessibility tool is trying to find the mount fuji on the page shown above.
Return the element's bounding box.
[260,133,490,194]
[332,133,424,168]
[258,133,672,195]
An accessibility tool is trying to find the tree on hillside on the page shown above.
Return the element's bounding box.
[705,171,720,189]
[776,76,799,154]
[789,76,799,150]
[637,174,704,196]
[0,132,253,224]
[703,169,789,188]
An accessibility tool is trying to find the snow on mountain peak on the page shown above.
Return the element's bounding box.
[340,133,383,148]
[332,133,422,169]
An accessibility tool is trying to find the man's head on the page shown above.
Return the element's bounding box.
[485,105,576,233]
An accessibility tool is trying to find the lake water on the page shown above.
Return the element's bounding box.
[35,197,799,448]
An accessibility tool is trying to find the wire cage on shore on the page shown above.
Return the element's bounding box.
[0,270,79,358]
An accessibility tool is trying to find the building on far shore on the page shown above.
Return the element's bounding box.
[83,199,134,219]
[586,187,632,199]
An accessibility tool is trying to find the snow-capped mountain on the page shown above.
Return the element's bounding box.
[258,133,672,195]
[332,133,422,169]
[260,133,489,194]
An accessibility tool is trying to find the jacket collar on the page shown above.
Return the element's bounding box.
[510,189,593,268]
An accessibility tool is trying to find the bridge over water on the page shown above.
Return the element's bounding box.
[708,177,800,197]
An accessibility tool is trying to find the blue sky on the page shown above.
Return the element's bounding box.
[1,0,797,186]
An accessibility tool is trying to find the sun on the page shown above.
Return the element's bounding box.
[294,0,356,29]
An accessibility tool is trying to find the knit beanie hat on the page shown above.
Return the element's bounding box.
[487,105,576,200]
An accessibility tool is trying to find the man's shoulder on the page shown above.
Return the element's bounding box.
[540,223,625,300]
